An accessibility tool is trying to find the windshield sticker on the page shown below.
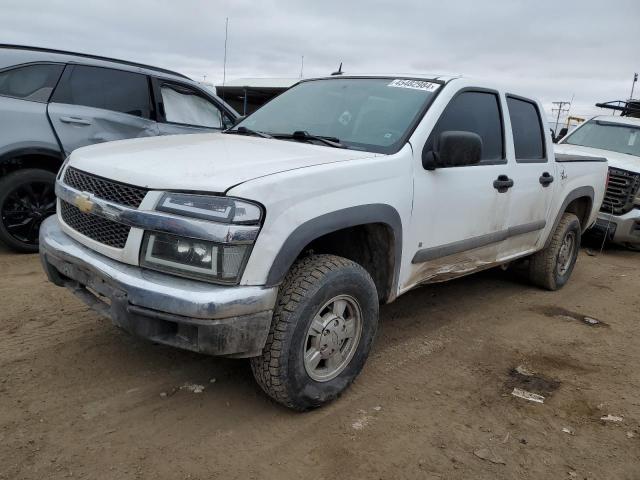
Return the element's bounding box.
[388,79,440,92]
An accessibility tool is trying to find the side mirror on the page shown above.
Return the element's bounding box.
[422,131,482,170]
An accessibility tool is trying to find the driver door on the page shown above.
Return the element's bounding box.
[405,89,513,289]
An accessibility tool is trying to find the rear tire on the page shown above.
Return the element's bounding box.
[0,169,57,253]
[625,243,640,252]
[250,254,379,411]
[529,212,581,291]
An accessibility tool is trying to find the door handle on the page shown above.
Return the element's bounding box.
[539,172,554,187]
[59,116,92,126]
[493,175,514,193]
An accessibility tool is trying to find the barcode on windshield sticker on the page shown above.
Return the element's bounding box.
[388,79,440,92]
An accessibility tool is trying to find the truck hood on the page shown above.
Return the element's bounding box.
[555,143,640,173]
[68,133,377,192]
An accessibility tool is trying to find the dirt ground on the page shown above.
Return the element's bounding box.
[1,240,639,480]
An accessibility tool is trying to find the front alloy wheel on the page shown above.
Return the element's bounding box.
[251,254,379,410]
[303,294,363,382]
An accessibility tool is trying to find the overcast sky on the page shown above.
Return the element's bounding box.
[3,0,639,123]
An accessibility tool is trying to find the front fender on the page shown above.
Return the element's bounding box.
[265,204,403,292]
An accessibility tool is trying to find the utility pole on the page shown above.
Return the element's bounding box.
[300,55,304,78]
[630,72,638,101]
[552,101,571,136]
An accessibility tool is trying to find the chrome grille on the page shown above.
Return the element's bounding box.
[601,167,640,215]
[60,200,130,248]
[63,167,148,208]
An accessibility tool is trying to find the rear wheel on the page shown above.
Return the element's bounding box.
[250,254,379,410]
[528,212,581,290]
[0,169,57,253]
[625,243,640,252]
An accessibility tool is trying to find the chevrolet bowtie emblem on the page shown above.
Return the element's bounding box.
[75,193,95,213]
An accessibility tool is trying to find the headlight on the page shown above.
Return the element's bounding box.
[141,232,250,283]
[156,192,262,224]
[141,193,262,283]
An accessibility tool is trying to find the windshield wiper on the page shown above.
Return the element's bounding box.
[224,126,273,139]
[273,131,347,149]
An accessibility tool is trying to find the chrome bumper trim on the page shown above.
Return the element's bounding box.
[39,216,277,320]
[55,180,259,244]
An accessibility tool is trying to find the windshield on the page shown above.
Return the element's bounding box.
[234,78,441,153]
[563,119,640,157]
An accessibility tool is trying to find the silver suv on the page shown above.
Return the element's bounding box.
[0,44,238,252]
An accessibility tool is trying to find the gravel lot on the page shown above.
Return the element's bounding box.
[1,241,639,479]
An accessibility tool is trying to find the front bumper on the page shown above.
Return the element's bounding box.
[593,208,640,246]
[39,216,278,357]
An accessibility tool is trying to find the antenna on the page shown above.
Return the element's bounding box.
[222,17,229,88]
[331,62,343,76]
[222,17,228,102]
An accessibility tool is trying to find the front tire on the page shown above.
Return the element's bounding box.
[0,169,57,253]
[250,254,379,410]
[528,212,581,291]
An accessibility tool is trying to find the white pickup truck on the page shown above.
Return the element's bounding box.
[39,74,607,410]
[555,115,640,249]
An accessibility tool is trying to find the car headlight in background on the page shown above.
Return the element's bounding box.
[140,193,262,283]
[156,192,262,224]
[140,232,250,283]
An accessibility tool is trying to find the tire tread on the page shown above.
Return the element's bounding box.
[529,212,580,290]
[250,254,371,409]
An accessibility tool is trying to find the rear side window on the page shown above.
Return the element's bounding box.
[160,84,223,128]
[0,64,64,102]
[507,96,545,161]
[428,91,504,163]
[51,65,152,119]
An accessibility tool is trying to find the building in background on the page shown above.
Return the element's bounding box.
[215,78,299,115]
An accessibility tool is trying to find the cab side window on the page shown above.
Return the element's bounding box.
[428,91,504,164]
[160,83,227,129]
[506,96,546,162]
[0,63,64,102]
[51,65,153,119]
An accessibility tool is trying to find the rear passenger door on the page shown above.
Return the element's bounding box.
[502,95,554,254]
[152,79,235,135]
[47,65,159,155]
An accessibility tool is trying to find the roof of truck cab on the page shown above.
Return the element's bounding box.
[303,73,462,82]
